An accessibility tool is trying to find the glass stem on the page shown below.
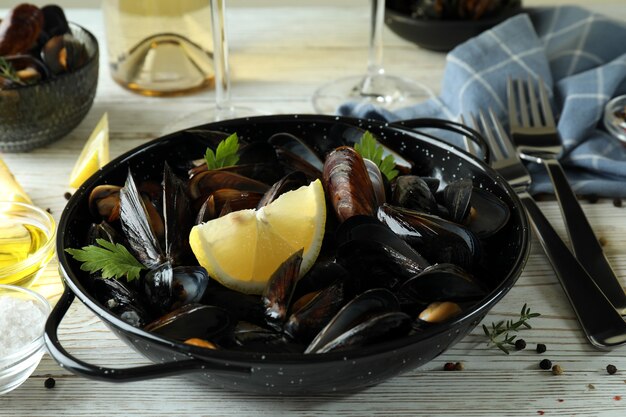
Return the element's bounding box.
[360,0,387,97]
[367,0,385,77]
[210,0,234,116]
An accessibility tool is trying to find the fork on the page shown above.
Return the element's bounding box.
[465,109,626,349]
[508,77,626,315]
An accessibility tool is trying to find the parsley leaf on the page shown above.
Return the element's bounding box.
[354,131,399,181]
[204,133,240,170]
[65,239,146,281]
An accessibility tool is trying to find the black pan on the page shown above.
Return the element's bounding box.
[45,115,529,394]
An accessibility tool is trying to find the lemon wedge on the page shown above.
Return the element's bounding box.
[189,179,326,294]
[69,113,110,188]
[0,157,32,204]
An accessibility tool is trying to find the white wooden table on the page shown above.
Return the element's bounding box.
[2,1,626,415]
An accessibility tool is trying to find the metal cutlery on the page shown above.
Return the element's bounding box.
[508,77,626,314]
[465,108,626,349]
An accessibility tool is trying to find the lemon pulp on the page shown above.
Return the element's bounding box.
[189,179,326,294]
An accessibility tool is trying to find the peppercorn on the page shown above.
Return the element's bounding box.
[514,339,526,350]
[587,194,599,204]
[599,237,608,247]
[552,364,563,375]
[454,362,464,371]
[607,364,617,375]
[44,377,55,389]
[539,359,552,370]
[443,362,456,371]
[63,191,72,200]
[536,343,547,353]
[614,198,623,208]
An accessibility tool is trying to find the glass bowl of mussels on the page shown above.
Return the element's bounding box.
[47,115,530,394]
[0,4,99,152]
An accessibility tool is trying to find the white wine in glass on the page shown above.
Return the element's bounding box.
[164,0,262,134]
[312,0,433,114]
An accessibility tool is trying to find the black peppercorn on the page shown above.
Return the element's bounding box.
[607,364,617,375]
[539,359,552,370]
[443,362,456,371]
[63,191,72,200]
[44,377,55,389]
[536,343,547,353]
[514,339,526,350]
[613,198,623,208]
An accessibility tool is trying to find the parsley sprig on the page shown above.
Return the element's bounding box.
[65,239,146,281]
[205,133,240,170]
[482,304,540,354]
[354,131,399,181]
[0,57,22,86]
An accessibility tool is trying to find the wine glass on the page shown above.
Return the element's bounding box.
[164,0,261,133]
[312,0,433,114]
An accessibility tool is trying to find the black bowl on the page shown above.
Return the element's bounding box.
[46,115,529,394]
[385,3,522,52]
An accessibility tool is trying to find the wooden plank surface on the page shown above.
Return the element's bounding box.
[2,1,626,416]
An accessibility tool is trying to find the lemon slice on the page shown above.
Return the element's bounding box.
[0,157,31,204]
[189,179,326,294]
[69,113,110,188]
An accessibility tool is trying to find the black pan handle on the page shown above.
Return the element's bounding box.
[390,118,491,166]
[44,284,251,382]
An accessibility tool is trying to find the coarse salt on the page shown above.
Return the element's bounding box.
[0,295,46,358]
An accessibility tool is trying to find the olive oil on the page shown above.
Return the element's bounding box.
[0,218,50,285]
[102,0,215,96]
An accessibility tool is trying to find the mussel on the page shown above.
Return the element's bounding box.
[377,204,482,270]
[323,146,377,222]
[90,277,149,327]
[144,304,233,342]
[442,179,511,238]
[142,262,210,314]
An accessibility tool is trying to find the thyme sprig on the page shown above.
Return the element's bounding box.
[0,57,22,85]
[482,304,540,354]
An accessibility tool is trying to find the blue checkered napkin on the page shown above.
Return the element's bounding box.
[339,6,626,197]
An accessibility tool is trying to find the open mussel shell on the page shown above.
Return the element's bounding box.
[363,159,387,206]
[201,282,264,325]
[323,146,377,223]
[283,281,346,344]
[392,175,438,214]
[195,189,263,223]
[188,170,270,201]
[162,163,192,263]
[466,188,511,238]
[143,262,210,314]
[411,301,464,334]
[87,221,122,246]
[144,304,234,342]
[305,288,399,354]
[119,171,164,269]
[291,261,350,304]
[89,185,121,222]
[312,311,412,354]
[441,180,511,238]
[41,33,88,74]
[257,171,309,208]
[262,250,303,330]
[335,215,429,268]
[377,204,482,270]
[90,277,149,328]
[230,322,302,353]
[398,263,487,305]
[442,179,473,224]
[268,132,324,172]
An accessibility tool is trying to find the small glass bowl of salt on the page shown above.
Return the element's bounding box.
[0,284,50,395]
